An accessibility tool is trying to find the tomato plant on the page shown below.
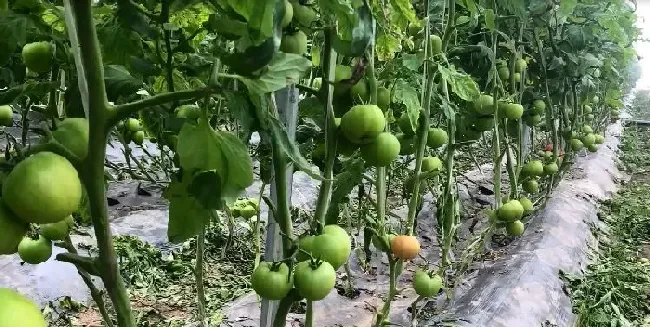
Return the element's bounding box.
[0,0,640,326]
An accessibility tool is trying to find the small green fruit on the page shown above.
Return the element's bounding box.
[360,132,400,167]
[532,100,546,115]
[587,144,599,153]
[570,139,584,151]
[497,200,524,222]
[398,114,416,135]
[514,58,527,72]
[340,105,386,144]
[519,197,533,214]
[544,162,559,175]
[39,219,70,241]
[0,105,13,127]
[427,128,448,148]
[421,156,443,174]
[377,87,391,110]
[473,94,495,115]
[522,179,539,194]
[22,41,53,74]
[522,160,544,177]
[506,220,525,236]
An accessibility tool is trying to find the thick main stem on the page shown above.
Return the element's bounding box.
[72,1,135,326]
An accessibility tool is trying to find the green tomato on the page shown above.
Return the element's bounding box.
[421,156,443,174]
[570,139,584,151]
[503,103,524,120]
[587,144,599,153]
[583,105,593,114]
[298,228,351,270]
[594,134,605,144]
[398,114,416,135]
[126,118,141,132]
[396,134,416,155]
[429,35,442,55]
[281,0,293,27]
[39,219,70,241]
[522,160,544,177]
[544,162,559,175]
[581,133,596,147]
[291,1,318,27]
[514,72,521,83]
[377,87,391,110]
[340,104,386,144]
[531,99,546,115]
[592,95,599,104]
[350,79,369,103]
[498,66,510,80]
[581,125,593,134]
[506,220,525,236]
[514,58,527,73]
[22,41,53,74]
[473,116,494,132]
[251,262,293,300]
[524,114,542,126]
[519,197,533,214]
[294,261,336,301]
[0,201,28,255]
[0,105,13,127]
[175,105,201,119]
[473,94,495,115]
[427,128,448,148]
[17,236,52,264]
[240,205,257,219]
[0,288,48,327]
[51,118,89,160]
[360,132,400,167]
[280,30,308,54]
[497,200,524,222]
[522,179,539,194]
[132,130,145,146]
[413,271,443,297]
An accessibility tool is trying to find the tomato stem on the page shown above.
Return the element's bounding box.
[70,1,135,325]
[195,225,207,327]
[305,300,314,327]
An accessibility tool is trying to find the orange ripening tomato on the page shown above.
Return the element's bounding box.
[544,143,553,152]
[390,235,420,260]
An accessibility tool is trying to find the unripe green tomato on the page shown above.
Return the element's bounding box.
[473,94,495,115]
[473,116,494,132]
[503,103,524,120]
[340,104,386,144]
[312,77,322,90]
[498,66,510,80]
[377,87,391,110]
[429,35,442,55]
[522,160,544,177]
[350,79,369,103]
[514,73,521,83]
[587,144,599,153]
[132,130,145,146]
[0,105,13,127]
[514,58,527,73]
[39,219,70,241]
[497,200,524,222]
[251,262,293,300]
[522,179,539,194]
[581,125,593,134]
[22,41,53,74]
[583,105,593,114]
[126,118,141,132]
[519,197,534,214]
[594,134,605,144]
[544,162,559,175]
[582,133,596,147]
[413,271,443,297]
[291,1,318,27]
[398,114,417,135]
[396,134,416,155]
[421,156,443,174]
[570,139,584,151]
[427,128,448,148]
[532,99,546,115]
[18,236,52,264]
[281,0,293,28]
[524,114,542,126]
[360,132,400,167]
[280,30,308,54]
[506,220,525,236]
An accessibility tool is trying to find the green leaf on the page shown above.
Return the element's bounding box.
[325,157,365,224]
[392,79,420,130]
[0,12,28,48]
[163,173,214,243]
[103,65,144,101]
[319,0,356,35]
[240,53,311,93]
[332,0,374,56]
[389,0,419,24]
[437,65,480,102]
[187,170,223,210]
[483,9,495,31]
[177,119,254,201]
[376,33,400,62]
[267,115,324,180]
[402,53,424,71]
